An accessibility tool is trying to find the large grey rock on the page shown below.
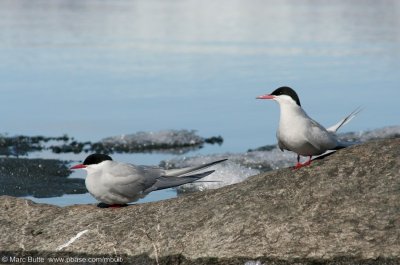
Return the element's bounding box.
[0,139,399,264]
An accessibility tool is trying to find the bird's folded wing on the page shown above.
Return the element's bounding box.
[164,159,227,177]
[143,170,215,193]
[306,119,337,151]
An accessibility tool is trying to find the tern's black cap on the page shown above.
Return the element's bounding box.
[83,153,113,165]
[271,86,301,106]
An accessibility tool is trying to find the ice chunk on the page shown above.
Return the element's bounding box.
[101,130,207,153]
[162,148,294,173]
[171,159,260,193]
[103,129,203,146]
[338,125,400,142]
[162,149,294,193]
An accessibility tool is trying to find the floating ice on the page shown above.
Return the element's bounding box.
[101,130,222,154]
[102,130,202,146]
[161,148,294,172]
[172,158,260,193]
[338,125,400,142]
[162,149,294,193]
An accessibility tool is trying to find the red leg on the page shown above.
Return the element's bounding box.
[294,155,303,169]
[294,155,313,169]
[304,156,312,166]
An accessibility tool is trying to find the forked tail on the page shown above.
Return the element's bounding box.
[327,107,362,133]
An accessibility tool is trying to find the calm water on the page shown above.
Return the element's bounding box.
[0,0,399,204]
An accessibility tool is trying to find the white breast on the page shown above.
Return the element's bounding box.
[85,161,146,204]
[277,103,337,156]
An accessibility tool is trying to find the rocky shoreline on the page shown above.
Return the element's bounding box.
[1,138,399,264]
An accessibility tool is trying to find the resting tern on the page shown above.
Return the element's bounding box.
[71,154,227,207]
[257,86,360,169]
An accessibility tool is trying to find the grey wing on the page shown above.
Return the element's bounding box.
[107,163,163,185]
[135,165,166,190]
[306,119,338,151]
[143,170,215,193]
[143,159,227,194]
[130,164,213,194]
[164,159,227,177]
[105,163,164,199]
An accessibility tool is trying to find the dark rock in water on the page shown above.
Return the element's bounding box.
[204,135,224,145]
[0,157,85,198]
[50,141,92,154]
[0,139,399,264]
[0,134,70,156]
[247,143,277,152]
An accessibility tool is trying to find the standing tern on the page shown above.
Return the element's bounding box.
[257,86,360,169]
[71,154,227,207]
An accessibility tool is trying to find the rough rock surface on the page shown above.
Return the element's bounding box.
[0,139,399,264]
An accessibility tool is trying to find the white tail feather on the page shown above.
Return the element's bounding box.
[327,107,362,133]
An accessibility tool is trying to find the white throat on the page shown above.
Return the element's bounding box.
[274,96,308,123]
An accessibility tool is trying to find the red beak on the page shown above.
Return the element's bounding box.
[256,94,275,100]
[70,164,86,170]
